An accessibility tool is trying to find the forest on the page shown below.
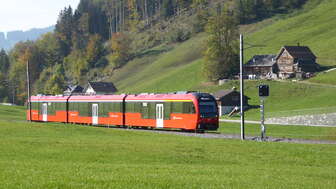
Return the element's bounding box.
[0,0,307,104]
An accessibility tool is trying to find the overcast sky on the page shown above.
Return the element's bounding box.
[0,0,80,33]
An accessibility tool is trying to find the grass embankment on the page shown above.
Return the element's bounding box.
[0,105,336,188]
[309,70,336,85]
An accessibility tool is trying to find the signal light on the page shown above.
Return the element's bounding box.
[259,85,269,97]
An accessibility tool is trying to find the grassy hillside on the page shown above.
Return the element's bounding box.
[309,69,336,85]
[245,0,336,66]
[1,105,336,188]
[108,0,336,119]
[111,33,207,93]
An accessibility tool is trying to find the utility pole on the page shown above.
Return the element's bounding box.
[240,34,245,140]
[26,60,32,122]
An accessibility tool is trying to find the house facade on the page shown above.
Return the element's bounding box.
[244,55,278,79]
[276,46,319,79]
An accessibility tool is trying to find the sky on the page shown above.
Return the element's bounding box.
[0,0,80,33]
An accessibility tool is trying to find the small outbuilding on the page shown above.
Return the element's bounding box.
[84,82,118,95]
[244,55,278,79]
[213,89,249,116]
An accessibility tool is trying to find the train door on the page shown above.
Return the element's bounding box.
[156,104,164,128]
[42,103,48,122]
[92,104,99,125]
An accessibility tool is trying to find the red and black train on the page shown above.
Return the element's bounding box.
[27,92,219,131]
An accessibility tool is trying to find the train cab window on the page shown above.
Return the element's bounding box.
[199,101,217,117]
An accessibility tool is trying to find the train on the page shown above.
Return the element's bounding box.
[27,92,219,131]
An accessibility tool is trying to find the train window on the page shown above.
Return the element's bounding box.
[79,103,85,117]
[172,102,183,113]
[141,103,149,119]
[183,102,196,114]
[170,102,195,114]
[164,102,172,119]
[126,102,135,113]
[134,102,141,113]
[99,103,107,117]
[149,103,156,119]
[31,102,39,110]
[102,103,107,117]
[48,103,55,115]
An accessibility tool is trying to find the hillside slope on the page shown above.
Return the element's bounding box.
[109,0,336,119]
[245,0,336,66]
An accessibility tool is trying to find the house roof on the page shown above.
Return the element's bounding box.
[245,55,276,67]
[213,90,236,100]
[65,85,83,93]
[276,46,316,60]
[87,82,118,94]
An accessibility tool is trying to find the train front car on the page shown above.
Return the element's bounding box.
[124,92,218,131]
[195,93,219,131]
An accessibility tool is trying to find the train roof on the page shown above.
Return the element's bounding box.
[69,95,126,102]
[30,95,69,102]
[125,93,197,101]
[30,93,215,102]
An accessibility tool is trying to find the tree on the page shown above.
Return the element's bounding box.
[86,34,103,67]
[203,7,239,81]
[0,49,10,74]
[55,6,75,56]
[36,32,63,67]
[163,0,175,18]
[109,32,131,68]
[44,64,66,94]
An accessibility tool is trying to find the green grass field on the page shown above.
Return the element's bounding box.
[2,97,333,186]
[3,1,336,186]
[1,105,336,188]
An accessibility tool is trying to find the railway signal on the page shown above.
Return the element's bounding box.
[259,84,269,141]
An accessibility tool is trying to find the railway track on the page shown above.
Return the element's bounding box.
[101,126,336,145]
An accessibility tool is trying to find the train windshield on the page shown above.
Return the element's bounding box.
[199,101,217,117]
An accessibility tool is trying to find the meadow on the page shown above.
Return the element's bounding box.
[0,105,336,188]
